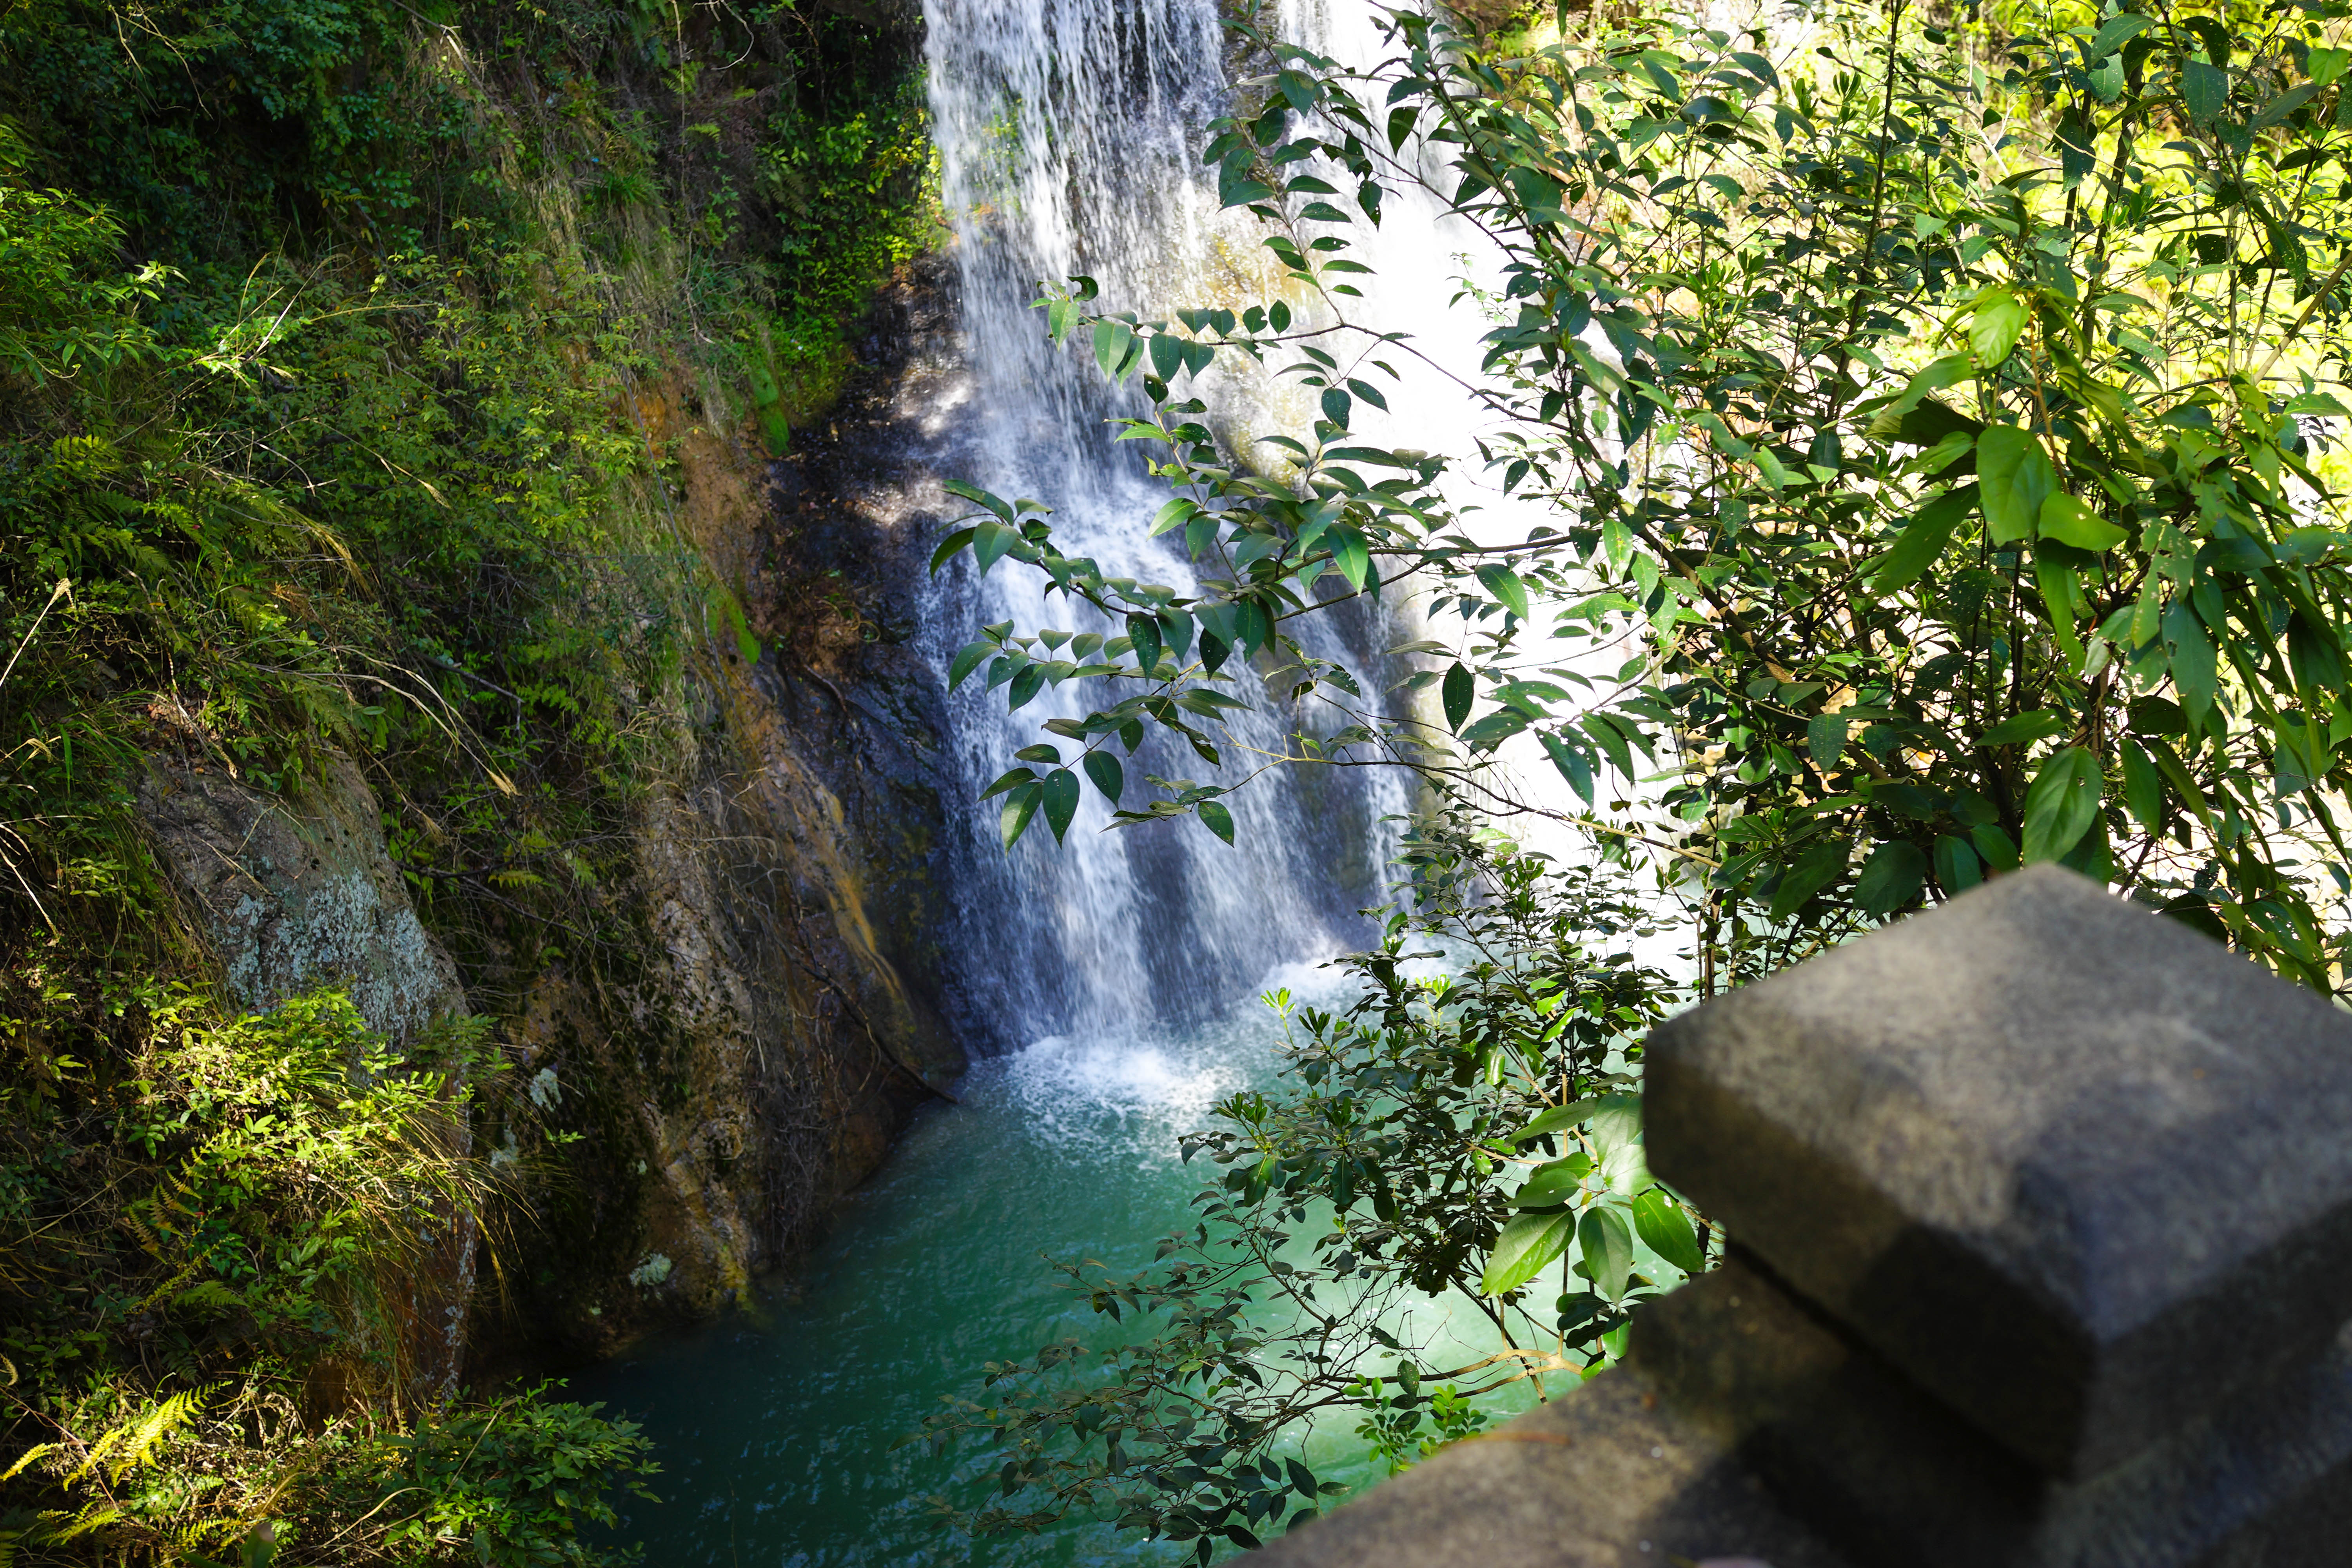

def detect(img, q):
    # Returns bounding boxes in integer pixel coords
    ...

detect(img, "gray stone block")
[1633,1253,2352,1567]
[1646,865,2352,1479]
[1242,1363,1856,1568]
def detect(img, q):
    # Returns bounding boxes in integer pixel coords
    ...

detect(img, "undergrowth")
[0,0,939,1560]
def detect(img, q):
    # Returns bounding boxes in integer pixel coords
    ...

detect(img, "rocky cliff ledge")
[134,261,979,1374]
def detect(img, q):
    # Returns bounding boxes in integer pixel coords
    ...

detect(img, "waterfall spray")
[921,0,1413,1049]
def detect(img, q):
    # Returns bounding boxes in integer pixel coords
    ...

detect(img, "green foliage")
[369,1390,660,1567]
[942,0,2352,973]
[936,0,2352,1550]
[0,0,936,1562]
[0,984,653,1566]
[923,825,1690,1556]
[1350,1378,1492,1477]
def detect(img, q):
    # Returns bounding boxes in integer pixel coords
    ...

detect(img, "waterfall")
[919,0,1414,1050]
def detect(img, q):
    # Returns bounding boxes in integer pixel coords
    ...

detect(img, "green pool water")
[572,965,1545,1565]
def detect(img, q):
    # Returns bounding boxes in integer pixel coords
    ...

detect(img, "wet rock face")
[135,261,988,1374]
[134,751,468,1039]
[475,260,977,1363]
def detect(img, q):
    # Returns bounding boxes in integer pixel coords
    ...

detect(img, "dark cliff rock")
[464,259,976,1365]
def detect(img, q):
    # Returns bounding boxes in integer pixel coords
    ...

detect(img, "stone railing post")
[1251,865,2352,1566]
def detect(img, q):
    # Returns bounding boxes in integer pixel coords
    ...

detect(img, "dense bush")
[0,0,938,1560]
[930,0,2352,1553]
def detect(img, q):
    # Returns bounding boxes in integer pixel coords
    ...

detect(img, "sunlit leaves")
[1630,1190,1703,1275]
[1870,484,1978,592]
[1480,1209,1576,1296]
[1970,286,2027,367]
[2038,494,2126,552]
[947,0,2352,1069]
[1576,1207,1633,1302]
[2021,746,2102,864]
[1977,427,2059,546]
[1473,563,1530,621]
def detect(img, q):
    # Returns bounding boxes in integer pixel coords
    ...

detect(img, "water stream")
[921,0,1412,1047]
[577,2,1568,1559]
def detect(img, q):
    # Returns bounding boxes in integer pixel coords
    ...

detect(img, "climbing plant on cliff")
[933,0,2352,1550]
[1,0,941,1559]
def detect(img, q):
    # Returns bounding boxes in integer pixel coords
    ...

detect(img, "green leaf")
[1934,834,1983,893]
[1601,1141,1651,1197]
[1870,484,1979,591]
[1581,713,1637,779]
[1540,731,1594,804]
[1007,663,1046,710]
[1808,712,1848,770]
[1330,526,1371,590]
[1853,840,1927,918]
[1442,662,1474,731]
[1083,750,1125,803]
[1630,1189,1704,1274]
[2311,47,2349,88]
[1589,1093,1642,1156]
[1150,498,1199,537]
[2020,746,2102,864]
[2087,12,2152,60]
[2288,612,2347,699]
[1481,1210,1577,1296]
[1043,768,1080,843]
[1474,562,1532,621]
[1512,1099,1597,1143]
[1977,427,2058,545]
[1577,1206,1635,1302]
[2250,83,2318,132]
[943,477,1014,521]
[999,784,1042,849]
[1127,614,1163,680]
[1769,836,1850,921]
[2163,604,2216,726]
[2120,738,2164,832]
[980,766,1037,800]
[2183,58,2228,124]
[1459,708,1531,753]
[1197,801,1236,844]
[1972,821,2021,872]
[1978,708,2069,747]
[1971,287,2028,367]
[974,519,1020,573]
[1512,1153,1593,1209]
[2038,494,2127,551]
[1864,354,1978,443]
[1093,319,1136,381]
[2034,554,2087,670]
[929,526,978,575]
[948,639,995,691]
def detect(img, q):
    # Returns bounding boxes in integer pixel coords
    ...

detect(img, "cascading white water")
[922,0,1416,1047]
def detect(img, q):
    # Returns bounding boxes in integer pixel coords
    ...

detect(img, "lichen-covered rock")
[134,753,468,1039]
[132,750,477,1396]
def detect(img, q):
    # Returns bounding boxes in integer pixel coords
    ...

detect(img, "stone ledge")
[1636,1253,2352,1568]
[1245,1367,1853,1568]
[1646,866,2352,1479]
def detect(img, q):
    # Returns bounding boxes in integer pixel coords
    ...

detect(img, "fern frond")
[0,1442,58,1481]
[109,1387,207,1484]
